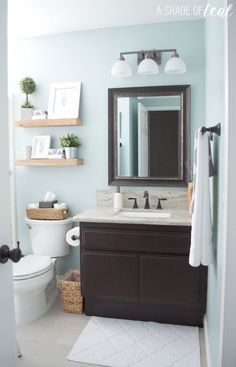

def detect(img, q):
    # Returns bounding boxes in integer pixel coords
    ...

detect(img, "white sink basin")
[115,210,171,219]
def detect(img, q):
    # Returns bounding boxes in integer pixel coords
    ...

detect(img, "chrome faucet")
[143,191,150,209]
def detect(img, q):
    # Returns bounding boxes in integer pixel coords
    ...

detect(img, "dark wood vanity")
[80,221,207,326]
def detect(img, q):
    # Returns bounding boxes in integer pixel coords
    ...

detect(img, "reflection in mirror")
[117,95,181,178]
[108,85,191,186]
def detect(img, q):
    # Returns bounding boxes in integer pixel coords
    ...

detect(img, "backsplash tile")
[96,189,188,210]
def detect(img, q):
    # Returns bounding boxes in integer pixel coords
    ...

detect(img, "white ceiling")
[8,0,206,38]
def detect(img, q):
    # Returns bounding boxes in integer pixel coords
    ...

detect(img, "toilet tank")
[25,217,73,257]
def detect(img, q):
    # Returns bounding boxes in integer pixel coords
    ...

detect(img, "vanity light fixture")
[111,49,187,77]
[137,54,159,75]
[164,51,186,74]
[111,56,133,77]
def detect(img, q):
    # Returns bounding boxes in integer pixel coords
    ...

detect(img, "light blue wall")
[204,2,226,366]
[8,20,205,272]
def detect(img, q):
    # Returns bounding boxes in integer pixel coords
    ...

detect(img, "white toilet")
[13,217,73,325]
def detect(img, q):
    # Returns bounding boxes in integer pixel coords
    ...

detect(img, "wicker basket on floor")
[59,269,83,314]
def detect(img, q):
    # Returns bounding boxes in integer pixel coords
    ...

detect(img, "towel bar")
[201,123,221,136]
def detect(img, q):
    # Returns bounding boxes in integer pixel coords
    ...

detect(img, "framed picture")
[31,135,51,159]
[48,148,65,159]
[48,82,81,119]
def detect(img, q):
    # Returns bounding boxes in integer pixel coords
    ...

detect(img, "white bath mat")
[67,316,201,367]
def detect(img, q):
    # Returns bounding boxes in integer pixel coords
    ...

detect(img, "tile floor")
[17,298,207,367]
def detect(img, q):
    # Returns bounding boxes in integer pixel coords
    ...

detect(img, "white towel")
[189,129,214,267]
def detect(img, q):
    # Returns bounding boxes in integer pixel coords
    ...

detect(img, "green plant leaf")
[19,77,36,108]
[59,133,81,147]
[20,77,36,95]
[21,102,34,108]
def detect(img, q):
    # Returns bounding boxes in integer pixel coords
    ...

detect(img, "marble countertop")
[73,208,192,226]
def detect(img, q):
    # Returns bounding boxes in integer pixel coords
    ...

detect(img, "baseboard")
[204,315,212,367]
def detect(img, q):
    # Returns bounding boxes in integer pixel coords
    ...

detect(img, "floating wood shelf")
[15,118,82,128]
[16,159,84,167]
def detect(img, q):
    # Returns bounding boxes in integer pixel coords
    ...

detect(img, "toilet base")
[14,274,58,325]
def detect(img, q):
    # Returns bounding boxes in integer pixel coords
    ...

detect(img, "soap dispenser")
[114,186,123,210]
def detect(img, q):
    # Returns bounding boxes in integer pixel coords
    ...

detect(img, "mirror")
[108,85,191,186]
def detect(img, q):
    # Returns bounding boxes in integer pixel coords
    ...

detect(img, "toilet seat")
[13,254,52,281]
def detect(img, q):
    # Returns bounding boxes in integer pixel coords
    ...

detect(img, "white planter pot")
[21,108,33,120]
[64,147,77,159]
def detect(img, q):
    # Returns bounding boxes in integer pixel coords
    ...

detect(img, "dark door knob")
[0,241,24,264]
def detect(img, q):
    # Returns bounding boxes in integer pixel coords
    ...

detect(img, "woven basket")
[26,207,69,220]
[59,269,83,314]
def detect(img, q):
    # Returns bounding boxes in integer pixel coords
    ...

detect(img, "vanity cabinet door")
[140,254,200,305]
[82,251,139,299]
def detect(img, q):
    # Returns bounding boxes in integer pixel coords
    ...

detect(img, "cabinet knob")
[0,241,24,264]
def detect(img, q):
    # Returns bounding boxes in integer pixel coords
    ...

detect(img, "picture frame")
[48,82,81,119]
[48,148,65,160]
[31,135,51,159]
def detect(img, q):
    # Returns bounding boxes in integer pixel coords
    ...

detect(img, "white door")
[138,102,148,176]
[0,0,17,366]
[219,5,236,365]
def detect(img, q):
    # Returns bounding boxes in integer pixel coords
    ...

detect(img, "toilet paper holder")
[66,227,80,247]
[71,235,80,241]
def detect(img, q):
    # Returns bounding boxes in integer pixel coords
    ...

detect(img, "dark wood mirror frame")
[108,85,191,187]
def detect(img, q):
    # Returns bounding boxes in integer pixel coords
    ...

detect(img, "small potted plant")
[59,133,81,159]
[20,77,36,120]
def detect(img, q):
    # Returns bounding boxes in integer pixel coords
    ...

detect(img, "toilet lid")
[13,255,52,279]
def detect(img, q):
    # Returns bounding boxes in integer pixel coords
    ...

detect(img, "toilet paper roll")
[28,203,39,209]
[66,227,80,247]
[54,203,67,209]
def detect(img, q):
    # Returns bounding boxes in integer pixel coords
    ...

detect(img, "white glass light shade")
[111,58,132,77]
[137,55,159,75]
[164,54,186,74]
